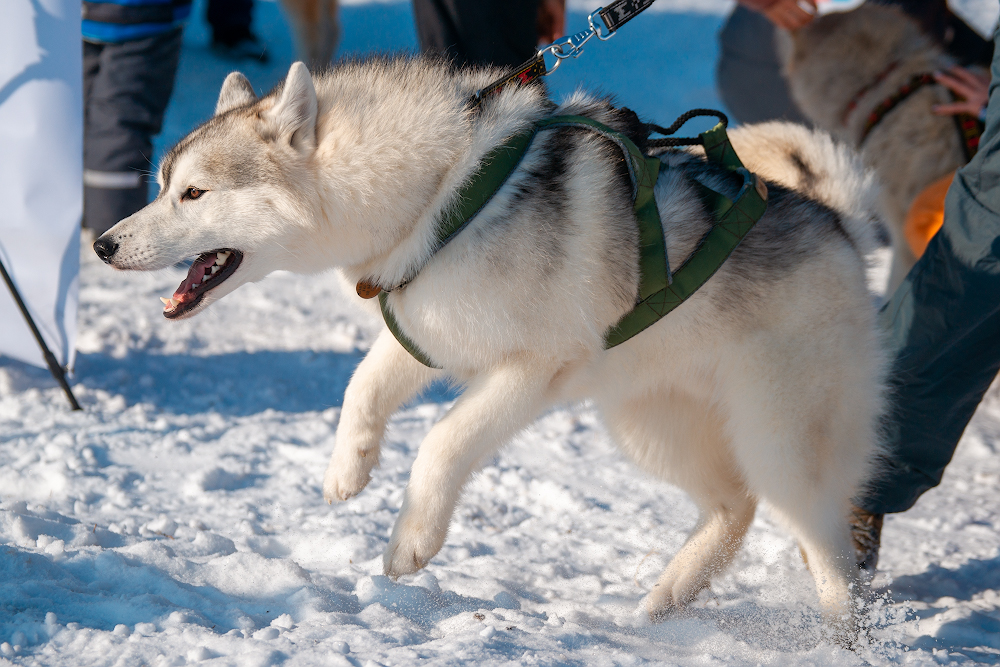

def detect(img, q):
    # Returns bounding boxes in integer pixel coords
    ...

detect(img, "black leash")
[470,0,660,108]
[0,254,81,410]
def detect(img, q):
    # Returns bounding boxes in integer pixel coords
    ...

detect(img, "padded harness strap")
[380,114,768,367]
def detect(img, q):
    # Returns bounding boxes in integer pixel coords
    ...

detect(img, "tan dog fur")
[778,3,966,293]
[281,0,340,68]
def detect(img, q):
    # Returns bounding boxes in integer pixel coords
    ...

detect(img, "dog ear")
[264,62,318,154]
[215,72,257,115]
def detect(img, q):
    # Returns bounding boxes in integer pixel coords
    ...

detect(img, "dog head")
[775,4,942,131]
[93,62,321,320]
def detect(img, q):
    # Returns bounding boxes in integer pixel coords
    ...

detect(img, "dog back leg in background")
[882,199,919,295]
[281,0,340,69]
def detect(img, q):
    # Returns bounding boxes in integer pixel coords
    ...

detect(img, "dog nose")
[93,237,119,263]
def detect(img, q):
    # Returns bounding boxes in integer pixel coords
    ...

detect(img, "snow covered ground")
[3,1,1000,664]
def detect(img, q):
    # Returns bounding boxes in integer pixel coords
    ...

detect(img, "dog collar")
[376,113,768,368]
[854,72,983,161]
[842,61,901,127]
[860,72,937,143]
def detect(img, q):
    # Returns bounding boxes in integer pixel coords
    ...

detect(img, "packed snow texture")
[3,0,1000,665]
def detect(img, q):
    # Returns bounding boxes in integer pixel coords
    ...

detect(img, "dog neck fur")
[267,59,551,288]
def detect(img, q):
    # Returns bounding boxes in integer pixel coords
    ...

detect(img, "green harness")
[377,114,769,368]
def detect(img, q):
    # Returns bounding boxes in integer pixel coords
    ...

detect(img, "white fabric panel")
[0,0,82,370]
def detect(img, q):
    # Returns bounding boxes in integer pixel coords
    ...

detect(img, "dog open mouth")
[161,249,243,319]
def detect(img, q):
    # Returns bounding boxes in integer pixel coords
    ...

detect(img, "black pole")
[0,254,81,410]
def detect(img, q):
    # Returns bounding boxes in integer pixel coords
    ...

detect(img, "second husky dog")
[778,3,971,293]
[94,58,885,638]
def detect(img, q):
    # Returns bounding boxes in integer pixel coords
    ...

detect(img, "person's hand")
[932,66,990,117]
[537,0,566,46]
[762,0,817,30]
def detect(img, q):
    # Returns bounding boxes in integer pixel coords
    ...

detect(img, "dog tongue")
[173,253,218,300]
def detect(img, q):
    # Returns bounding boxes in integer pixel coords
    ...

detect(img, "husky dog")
[778,3,968,293]
[93,58,886,638]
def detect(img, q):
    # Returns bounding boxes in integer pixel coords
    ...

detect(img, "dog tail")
[728,121,881,256]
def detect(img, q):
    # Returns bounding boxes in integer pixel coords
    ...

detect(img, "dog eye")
[183,187,205,201]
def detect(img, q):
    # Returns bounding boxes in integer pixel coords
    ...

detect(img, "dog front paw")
[382,515,446,579]
[322,453,374,503]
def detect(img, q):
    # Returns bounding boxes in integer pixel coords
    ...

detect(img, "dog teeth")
[160,297,178,308]
[160,297,171,306]
[201,275,210,283]
[216,251,230,265]
[211,265,221,274]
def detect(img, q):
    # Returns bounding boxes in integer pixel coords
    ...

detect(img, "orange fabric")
[904,172,955,258]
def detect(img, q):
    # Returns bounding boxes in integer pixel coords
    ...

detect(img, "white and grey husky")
[94,58,886,637]
[778,3,973,293]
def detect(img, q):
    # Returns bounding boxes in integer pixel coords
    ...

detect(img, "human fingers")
[536,0,566,45]
[932,101,981,116]
[945,65,990,88]
[935,68,989,116]
[765,1,816,30]
[934,71,978,100]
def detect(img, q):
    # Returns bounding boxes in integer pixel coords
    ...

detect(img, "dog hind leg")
[600,386,757,617]
[723,364,871,645]
[771,497,861,645]
[647,493,756,619]
[323,329,440,502]
[383,362,557,578]
[881,201,917,295]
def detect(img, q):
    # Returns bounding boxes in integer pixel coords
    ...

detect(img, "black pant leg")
[83,29,183,235]
[83,41,102,114]
[206,0,254,45]
[413,0,540,69]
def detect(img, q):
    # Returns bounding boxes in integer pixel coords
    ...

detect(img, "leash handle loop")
[647,109,729,149]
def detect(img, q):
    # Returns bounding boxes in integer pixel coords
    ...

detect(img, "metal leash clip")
[538,8,617,74]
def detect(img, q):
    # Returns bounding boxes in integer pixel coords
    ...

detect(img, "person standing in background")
[716,0,815,125]
[82,0,190,236]
[413,0,565,69]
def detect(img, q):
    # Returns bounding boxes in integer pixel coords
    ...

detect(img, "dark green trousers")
[860,27,1000,514]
